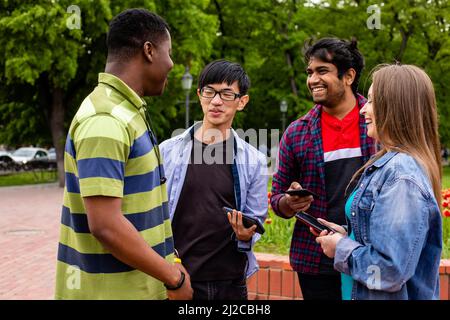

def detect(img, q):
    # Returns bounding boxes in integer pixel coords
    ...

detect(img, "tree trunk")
[285,51,298,97]
[213,0,226,57]
[396,27,410,62]
[50,87,65,187]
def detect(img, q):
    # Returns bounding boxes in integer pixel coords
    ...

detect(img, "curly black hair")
[304,37,365,95]
[107,8,170,60]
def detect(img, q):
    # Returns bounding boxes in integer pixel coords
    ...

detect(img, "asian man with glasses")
[160,59,268,300]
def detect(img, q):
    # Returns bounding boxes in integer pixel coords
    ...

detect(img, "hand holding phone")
[285,189,317,198]
[294,212,338,234]
[222,207,265,235]
[282,183,315,215]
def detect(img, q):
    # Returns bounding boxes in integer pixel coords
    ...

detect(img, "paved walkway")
[0,183,62,300]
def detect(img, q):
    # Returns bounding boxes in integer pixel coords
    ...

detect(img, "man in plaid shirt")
[271,38,375,300]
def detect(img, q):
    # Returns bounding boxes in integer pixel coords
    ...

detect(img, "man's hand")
[280,182,314,217]
[227,209,257,242]
[167,263,193,300]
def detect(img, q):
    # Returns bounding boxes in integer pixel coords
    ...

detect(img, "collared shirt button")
[351,212,356,217]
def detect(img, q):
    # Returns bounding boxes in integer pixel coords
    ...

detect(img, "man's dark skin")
[84,29,193,300]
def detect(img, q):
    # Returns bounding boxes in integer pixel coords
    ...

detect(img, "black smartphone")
[285,189,317,198]
[294,211,337,234]
[222,207,265,235]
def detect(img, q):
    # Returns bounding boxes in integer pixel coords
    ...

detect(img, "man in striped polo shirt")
[271,38,375,300]
[55,9,192,300]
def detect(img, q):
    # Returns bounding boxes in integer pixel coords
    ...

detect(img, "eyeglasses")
[200,87,242,101]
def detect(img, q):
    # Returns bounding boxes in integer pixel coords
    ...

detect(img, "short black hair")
[107,9,170,59]
[198,60,250,95]
[304,38,365,95]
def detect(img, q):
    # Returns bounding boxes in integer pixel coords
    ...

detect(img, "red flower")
[444,209,450,218]
[443,201,449,208]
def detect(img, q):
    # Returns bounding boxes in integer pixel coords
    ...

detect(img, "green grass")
[254,208,295,255]
[442,166,450,259]
[443,166,450,189]
[443,220,450,259]
[254,176,295,255]
[0,170,57,187]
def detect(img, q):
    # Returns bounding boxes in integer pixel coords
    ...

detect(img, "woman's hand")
[313,218,347,258]
[308,218,347,237]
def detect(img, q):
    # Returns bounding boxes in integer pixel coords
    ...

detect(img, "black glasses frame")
[200,87,242,101]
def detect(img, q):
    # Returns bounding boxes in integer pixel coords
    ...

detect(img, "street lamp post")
[181,66,193,128]
[280,99,288,133]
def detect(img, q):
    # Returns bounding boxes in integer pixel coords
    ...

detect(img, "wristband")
[164,270,185,290]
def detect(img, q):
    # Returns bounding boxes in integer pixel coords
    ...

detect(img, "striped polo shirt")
[55,73,173,300]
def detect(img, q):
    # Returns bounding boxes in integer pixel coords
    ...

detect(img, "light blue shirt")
[334,151,442,300]
[160,123,269,278]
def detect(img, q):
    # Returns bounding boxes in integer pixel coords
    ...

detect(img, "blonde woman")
[315,64,443,300]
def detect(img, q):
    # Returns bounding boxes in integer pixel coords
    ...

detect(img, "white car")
[10,147,49,168]
[47,148,56,161]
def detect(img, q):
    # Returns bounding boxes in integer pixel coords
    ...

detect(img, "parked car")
[47,148,56,160]
[0,152,17,171]
[47,147,57,168]
[10,147,50,170]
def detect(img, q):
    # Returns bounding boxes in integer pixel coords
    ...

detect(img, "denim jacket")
[160,123,268,278]
[334,151,442,300]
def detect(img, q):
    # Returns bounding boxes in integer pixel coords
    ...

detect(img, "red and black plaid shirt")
[271,94,375,274]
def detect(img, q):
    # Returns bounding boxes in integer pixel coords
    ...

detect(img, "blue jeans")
[191,277,248,300]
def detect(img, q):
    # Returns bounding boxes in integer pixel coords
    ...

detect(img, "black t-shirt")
[171,136,247,282]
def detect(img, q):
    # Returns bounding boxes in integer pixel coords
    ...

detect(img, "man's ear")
[237,95,249,111]
[345,68,356,86]
[143,41,154,63]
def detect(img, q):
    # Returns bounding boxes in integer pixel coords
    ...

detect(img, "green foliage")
[1,0,449,146]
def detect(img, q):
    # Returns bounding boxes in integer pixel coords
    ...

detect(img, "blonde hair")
[350,64,442,207]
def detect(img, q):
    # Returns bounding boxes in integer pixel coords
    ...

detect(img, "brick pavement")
[0,183,63,300]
